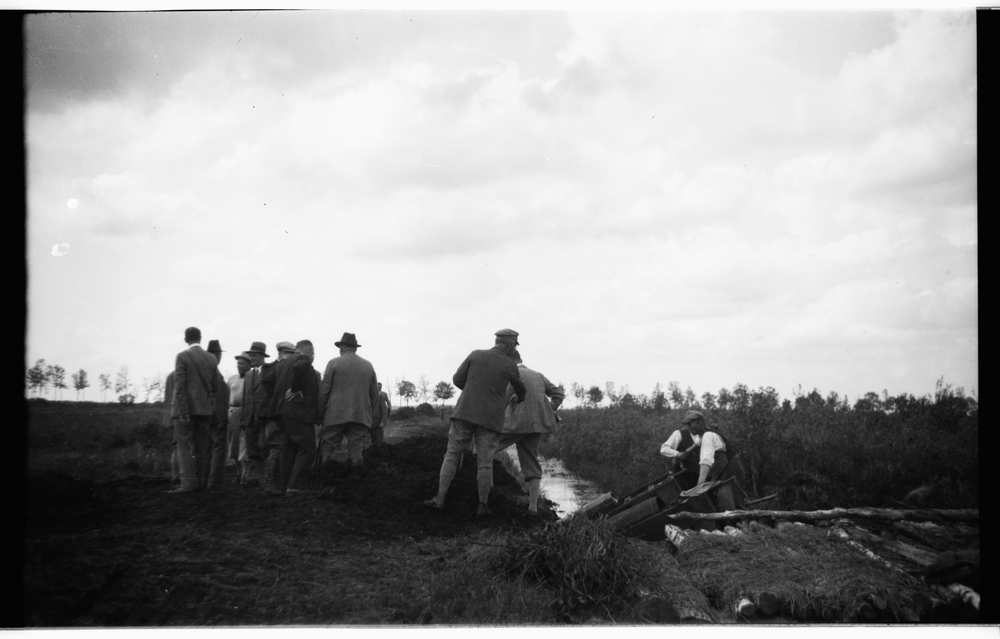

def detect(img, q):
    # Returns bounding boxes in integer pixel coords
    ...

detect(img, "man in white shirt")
[682,410,747,509]
[659,412,703,490]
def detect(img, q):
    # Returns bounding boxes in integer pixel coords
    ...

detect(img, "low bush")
[392,406,416,420]
[415,402,436,417]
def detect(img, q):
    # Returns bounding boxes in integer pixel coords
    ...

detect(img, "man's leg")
[244,416,265,485]
[430,419,474,506]
[514,434,544,513]
[227,409,242,463]
[344,423,368,470]
[263,419,284,495]
[173,419,199,491]
[208,418,228,487]
[318,423,347,463]
[192,415,213,489]
[285,417,318,490]
[472,427,502,507]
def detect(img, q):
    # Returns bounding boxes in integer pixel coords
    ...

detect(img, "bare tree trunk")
[661,507,978,525]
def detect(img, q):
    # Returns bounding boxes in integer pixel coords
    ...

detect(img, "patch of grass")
[490,516,664,620]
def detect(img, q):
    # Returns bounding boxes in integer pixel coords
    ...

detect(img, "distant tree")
[396,379,417,406]
[587,385,604,407]
[418,375,431,403]
[142,377,163,403]
[26,359,48,397]
[114,365,133,402]
[701,392,717,411]
[99,374,112,402]
[853,391,883,413]
[684,386,698,408]
[717,387,733,410]
[571,383,585,408]
[71,369,90,400]
[152,372,165,402]
[433,381,455,405]
[52,366,68,400]
[668,381,685,409]
[651,382,666,412]
[605,381,619,406]
[619,392,638,408]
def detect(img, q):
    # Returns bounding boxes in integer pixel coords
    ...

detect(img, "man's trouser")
[264,419,283,491]
[208,417,229,487]
[278,416,318,492]
[496,432,543,482]
[173,415,212,490]
[438,418,501,504]
[244,413,265,462]
[319,422,368,465]
[227,407,243,461]
[370,418,385,446]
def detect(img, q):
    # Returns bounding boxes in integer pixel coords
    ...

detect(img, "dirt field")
[23,420,559,626]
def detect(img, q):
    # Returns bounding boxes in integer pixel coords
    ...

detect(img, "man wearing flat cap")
[318,332,379,476]
[169,327,220,493]
[424,329,527,517]
[261,340,321,495]
[240,341,273,486]
[206,340,231,488]
[678,410,747,510]
[228,352,252,482]
[659,410,704,491]
[260,341,299,494]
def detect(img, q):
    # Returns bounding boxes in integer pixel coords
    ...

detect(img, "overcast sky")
[25,9,977,405]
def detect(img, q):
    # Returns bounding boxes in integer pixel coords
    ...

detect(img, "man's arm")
[542,375,564,410]
[318,361,334,417]
[174,353,190,421]
[508,366,527,403]
[452,355,471,390]
[659,431,683,457]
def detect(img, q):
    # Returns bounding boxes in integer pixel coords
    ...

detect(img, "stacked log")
[659,507,978,525]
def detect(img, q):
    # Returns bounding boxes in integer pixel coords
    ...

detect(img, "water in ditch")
[499,449,606,519]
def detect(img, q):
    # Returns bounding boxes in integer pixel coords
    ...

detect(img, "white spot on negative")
[51,243,69,256]
[67,199,80,209]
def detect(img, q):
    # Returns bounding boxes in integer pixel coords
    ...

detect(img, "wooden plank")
[846,525,939,567]
[659,507,978,525]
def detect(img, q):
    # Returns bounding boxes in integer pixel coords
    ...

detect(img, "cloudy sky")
[25,9,977,406]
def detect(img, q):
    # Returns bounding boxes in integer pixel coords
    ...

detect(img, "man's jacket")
[171,345,219,418]
[264,352,321,424]
[319,352,378,427]
[502,364,563,434]
[241,361,276,426]
[451,345,526,432]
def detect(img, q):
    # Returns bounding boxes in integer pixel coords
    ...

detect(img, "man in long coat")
[370,382,390,446]
[318,332,378,475]
[497,350,563,514]
[170,326,220,492]
[263,340,321,495]
[423,329,526,517]
[206,340,230,488]
[240,341,272,486]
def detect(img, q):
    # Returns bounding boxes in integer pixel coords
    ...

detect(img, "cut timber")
[660,507,978,525]
[734,597,756,617]
[574,492,618,519]
[664,524,687,548]
[947,583,980,611]
[755,592,781,617]
[845,526,939,567]
[646,545,716,624]
[830,528,899,572]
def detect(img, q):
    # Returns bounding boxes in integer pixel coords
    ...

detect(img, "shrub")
[415,402,436,417]
[392,406,416,420]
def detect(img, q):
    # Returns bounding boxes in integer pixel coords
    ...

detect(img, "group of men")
[162,327,391,496]
[161,325,566,517]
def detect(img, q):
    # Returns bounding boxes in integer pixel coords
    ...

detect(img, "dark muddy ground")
[23,432,558,626]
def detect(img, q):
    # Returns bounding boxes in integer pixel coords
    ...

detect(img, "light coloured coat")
[171,344,220,417]
[319,352,378,427]
[502,364,563,434]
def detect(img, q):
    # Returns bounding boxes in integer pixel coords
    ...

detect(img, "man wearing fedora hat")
[318,332,379,476]
[240,341,273,486]
[169,327,220,493]
[423,329,526,517]
[205,340,231,488]
[228,352,252,482]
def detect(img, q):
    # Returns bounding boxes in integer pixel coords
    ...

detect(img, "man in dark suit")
[318,332,379,476]
[423,329,526,517]
[170,326,220,493]
[260,341,296,493]
[206,340,231,488]
[240,341,272,486]
[262,339,321,496]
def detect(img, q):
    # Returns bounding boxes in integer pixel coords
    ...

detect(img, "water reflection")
[500,449,605,519]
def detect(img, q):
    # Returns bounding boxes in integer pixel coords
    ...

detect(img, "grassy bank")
[541,384,978,511]
[24,399,666,626]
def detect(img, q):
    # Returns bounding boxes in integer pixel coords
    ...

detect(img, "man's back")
[452,346,525,432]
[320,352,378,426]
[504,364,562,434]
[267,353,321,423]
[172,346,218,417]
